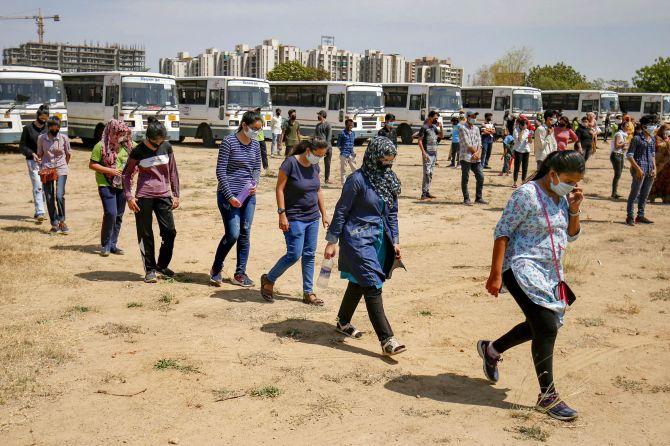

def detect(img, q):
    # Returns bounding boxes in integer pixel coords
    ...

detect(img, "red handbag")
[38,167,58,183]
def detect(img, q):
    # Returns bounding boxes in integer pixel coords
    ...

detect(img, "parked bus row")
[2,65,669,148]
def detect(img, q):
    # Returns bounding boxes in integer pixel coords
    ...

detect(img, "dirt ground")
[0,137,668,446]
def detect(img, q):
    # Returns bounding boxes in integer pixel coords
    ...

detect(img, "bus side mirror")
[339,110,344,122]
[219,106,225,121]
[420,110,426,121]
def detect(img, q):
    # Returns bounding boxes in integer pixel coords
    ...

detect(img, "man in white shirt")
[270,108,283,156]
[534,110,558,171]
[458,111,487,205]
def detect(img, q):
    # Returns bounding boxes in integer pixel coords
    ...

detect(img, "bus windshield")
[512,91,542,113]
[663,97,670,115]
[346,89,383,112]
[429,87,461,111]
[122,82,177,109]
[0,78,65,107]
[600,95,619,113]
[227,85,271,110]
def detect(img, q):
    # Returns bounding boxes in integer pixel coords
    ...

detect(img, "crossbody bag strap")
[532,182,563,281]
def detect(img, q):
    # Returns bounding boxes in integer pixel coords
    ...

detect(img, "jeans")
[626,172,654,218]
[481,140,493,167]
[271,133,282,155]
[98,186,126,251]
[513,151,530,183]
[492,269,560,394]
[134,197,176,272]
[212,193,256,276]
[610,152,625,196]
[449,142,460,165]
[583,145,593,162]
[259,140,268,170]
[422,152,437,194]
[324,147,333,182]
[460,161,484,201]
[43,175,67,226]
[26,159,45,216]
[337,281,394,342]
[339,154,357,184]
[267,218,319,293]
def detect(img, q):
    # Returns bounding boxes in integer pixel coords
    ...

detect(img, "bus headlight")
[0,121,12,129]
[168,114,177,122]
[171,121,179,128]
[124,120,135,128]
[229,120,239,127]
[60,120,68,128]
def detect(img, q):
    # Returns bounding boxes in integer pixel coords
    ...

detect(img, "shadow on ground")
[210,288,301,303]
[0,214,34,223]
[76,270,144,282]
[1,225,45,233]
[51,244,100,254]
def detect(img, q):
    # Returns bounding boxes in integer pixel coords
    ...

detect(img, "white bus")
[382,83,461,143]
[461,86,543,134]
[63,71,179,147]
[177,76,272,146]
[269,81,384,142]
[542,90,619,126]
[0,66,68,145]
[619,92,670,123]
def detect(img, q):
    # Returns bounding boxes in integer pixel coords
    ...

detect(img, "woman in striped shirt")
[210,111,263,287]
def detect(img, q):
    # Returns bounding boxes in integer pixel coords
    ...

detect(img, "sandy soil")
[0,138,668,446]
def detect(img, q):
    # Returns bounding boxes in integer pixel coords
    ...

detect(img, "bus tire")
[399,124,413,144]
[178,136,185,143]
[199,124,216,147]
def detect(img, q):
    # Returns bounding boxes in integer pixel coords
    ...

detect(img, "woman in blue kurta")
[324,137,406,356]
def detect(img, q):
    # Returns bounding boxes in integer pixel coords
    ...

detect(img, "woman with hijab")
[323,137,406,357]
[89,119,134,256]
[648,123,670,203]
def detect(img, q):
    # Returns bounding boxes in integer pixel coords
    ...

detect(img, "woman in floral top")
[478,150,585,422]
[37,116,71,234]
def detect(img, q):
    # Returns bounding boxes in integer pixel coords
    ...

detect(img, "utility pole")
[0,9,61,43]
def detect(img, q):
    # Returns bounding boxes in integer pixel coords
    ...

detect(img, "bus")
[269,81,384,143]
[0,66,68,145]
[542,90,619,127]
[461,86,542,134]
[63,71,179,147]
[177,76,272,146]
[382,83,461,143]
[619,92,670,123]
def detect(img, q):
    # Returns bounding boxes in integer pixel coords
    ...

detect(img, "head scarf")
[101,119,132,168]
[360,136,401,205]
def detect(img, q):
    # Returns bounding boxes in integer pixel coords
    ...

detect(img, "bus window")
[664,97,670,115]
[104,85,119,106]
[643,101,660,114]
[600,96,619,113]
[209,89,220,108]
[409,94,423,110]
[227,84,271,110]
[494,96,509,111]
[177,80,206,105]
[384,86,407,108]
[462,89,493,108]
[581,99,598,113]
[1,78,66,106]
[328,93,343,111]
[619,96,641,113]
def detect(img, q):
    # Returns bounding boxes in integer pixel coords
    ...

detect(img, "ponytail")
[530,150,585,181]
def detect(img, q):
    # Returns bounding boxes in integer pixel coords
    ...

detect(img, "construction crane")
[0,9,60,43]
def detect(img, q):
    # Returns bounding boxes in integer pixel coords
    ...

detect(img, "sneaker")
[448,163,455,168]
[463,199,473,206]
[156,267,175,278]
[475,198,489,205]
[483,165,491,169]
[625,216,636,226]
[110,247,125,255]
[58,222,70,235]
[419,194,429,201]
[49,225,59,234]
[536,392,578,421]
[144,270,158,283]
[35,214,46,224]
[100,249,110,257]
[231,273,254,287]
[635,216,653,224]
[426,193,437,199]
[209,271,223,287]
[476,340,501,383]
[611,194,621,199]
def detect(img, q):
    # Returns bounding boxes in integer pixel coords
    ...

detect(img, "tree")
[633,57,670,92]
[472,47,533,86]
[525,62,591,90]
[266,60,330,81]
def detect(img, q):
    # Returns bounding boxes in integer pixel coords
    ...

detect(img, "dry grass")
[606,303,640,316]
[153,358,200,374]
[510,425,550,442]
[650,288,670,302]
[576,316,605,327]
[563,247,589,275]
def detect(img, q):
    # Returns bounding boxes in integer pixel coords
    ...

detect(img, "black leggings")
[337,281,393,342]
[259,140,268,170]
[492,269,559,394]
[513,151,529,183]
[610,152,624,196]
[324,147,333,182]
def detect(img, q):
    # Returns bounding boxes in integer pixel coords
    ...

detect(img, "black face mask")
[49,129,59,136]
[37,118,47,126]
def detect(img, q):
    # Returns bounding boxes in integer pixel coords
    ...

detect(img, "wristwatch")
[277,208,286,215]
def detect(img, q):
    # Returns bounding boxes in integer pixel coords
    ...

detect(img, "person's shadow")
[75,270,144,282]
[260,318,397,363]
[51,244,100,254]
[211,288,302,304]
[384,373,531,410]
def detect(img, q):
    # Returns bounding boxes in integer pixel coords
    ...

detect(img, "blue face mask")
[306,151,321,165]
[387,122,396,128]
[549,172,575,197]
[646,125,657,134]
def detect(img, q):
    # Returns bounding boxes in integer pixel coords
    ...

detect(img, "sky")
[1,0,669,83]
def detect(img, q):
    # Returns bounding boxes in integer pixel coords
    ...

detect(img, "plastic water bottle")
[236,180,256,204]
[316,258,334,289]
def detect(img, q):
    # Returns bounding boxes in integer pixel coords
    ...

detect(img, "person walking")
[123,117,180,283]
[337,119,357,184]
[271,108,283,156]
[554,116,579,151]
[610,122,628,199]
[448,117,461,168]
[534,110,558,171]
[19,105,49,223]
[281,109,301,157]
[314,110,333,184]
[37,116,71,234]
[648,123,670,203]
[575,116,595,161]
[480,113,496,169]
[89,119,134,256]
[254,108,269,173]
[625,116,657,226]
[210,111,262,287]
[418,111,443,200]
[603,112,611,142]
[324,137,406,357]
[378,113,397,148]
[459,111,487,205]
[479,150,585,422]
[261,139,330,305]
[512,119,531,188]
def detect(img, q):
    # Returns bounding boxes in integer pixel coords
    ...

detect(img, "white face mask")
[245,128,259,139]
[306,151,321,165]
[468,118,476,124]
[665,130,670,138]
[549,172,575,197]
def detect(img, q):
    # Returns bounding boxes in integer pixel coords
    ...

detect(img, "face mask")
[615,119,622,124]
[548,118,555,125]
[387,122,396,128]
[49,129,59,136]
[245,128,259,139]
[468,118,476,125]
[380,161,394,170]
[37,118,47,125]
[665,130,670,138]
[290,115,296,121]
[306,151,321,165]
[646,125,657,134]
[549,172,575,197]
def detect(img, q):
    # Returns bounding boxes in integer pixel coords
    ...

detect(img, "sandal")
[336,322,363,339]
[381,337,406,356]
[260,274,274,303]
[303,292,324,306]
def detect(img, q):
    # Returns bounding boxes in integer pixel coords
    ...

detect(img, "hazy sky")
[2,0,669,83]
